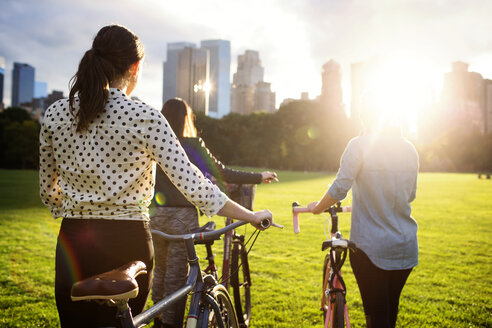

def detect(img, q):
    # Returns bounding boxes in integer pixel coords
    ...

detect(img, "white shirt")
[39,88,228,221]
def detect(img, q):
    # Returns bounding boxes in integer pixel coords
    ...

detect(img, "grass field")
[0,169,491,327]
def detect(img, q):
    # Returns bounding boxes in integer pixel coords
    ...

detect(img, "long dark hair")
[162,98,197,139]
[69,25,145,131]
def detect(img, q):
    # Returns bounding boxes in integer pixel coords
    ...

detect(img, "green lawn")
[0,169,491,327]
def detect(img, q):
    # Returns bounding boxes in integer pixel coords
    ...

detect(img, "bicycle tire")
[207,284,239,328]
[332,293,345,328]
[322,253,331,322]
[230,240,252,327]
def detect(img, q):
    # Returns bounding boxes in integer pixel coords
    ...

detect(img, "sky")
[1,0,492,111]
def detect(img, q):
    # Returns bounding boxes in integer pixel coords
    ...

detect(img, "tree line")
[195,101,492,173]
[1,103,491,173]
[0,107,40,169]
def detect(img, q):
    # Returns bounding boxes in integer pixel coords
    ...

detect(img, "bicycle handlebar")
[292,201,351,234]
[152,218,275,242]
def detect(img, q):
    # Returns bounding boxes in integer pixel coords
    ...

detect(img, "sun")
[358,57,437,137]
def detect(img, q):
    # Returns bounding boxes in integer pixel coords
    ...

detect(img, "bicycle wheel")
[322,253,331,322]
[332,293,345,328]
[322,253,346,328]
[230,239,252,327]
[208,284,239,328]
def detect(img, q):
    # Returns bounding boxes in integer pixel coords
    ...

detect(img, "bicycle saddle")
[71,261,147,301]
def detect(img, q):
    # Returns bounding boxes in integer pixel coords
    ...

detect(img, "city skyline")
[163,40,232,118]
[1,0,491,111]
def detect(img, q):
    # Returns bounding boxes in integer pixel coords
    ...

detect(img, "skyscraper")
[441,61,486,133]
[320,60,343,115]
[0,57,5,108]
[12,62,35,107]
[232,50,264,86]
[486,79,492,134]
[177,47,209,114]
[254,81,276,113]
[34,81,48,98]
[231,50,275,115]
[200,40,231,118]
[163,42,196,105]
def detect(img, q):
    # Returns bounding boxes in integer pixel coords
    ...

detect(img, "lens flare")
[295,126,313,145]
[307,126,319,139]
[155,192,166,206]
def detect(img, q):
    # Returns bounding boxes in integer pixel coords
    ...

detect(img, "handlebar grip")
[292,206,310,234]
[293,212,300,234]
[260,218,283,229]
[260,218,271,229]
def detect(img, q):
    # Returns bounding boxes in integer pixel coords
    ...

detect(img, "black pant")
[350,249,412,328]
[55,219,154,328]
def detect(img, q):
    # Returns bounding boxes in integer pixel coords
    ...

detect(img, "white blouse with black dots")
[39,88,228,221]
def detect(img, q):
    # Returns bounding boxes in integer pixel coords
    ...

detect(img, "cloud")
[1,0,491,108]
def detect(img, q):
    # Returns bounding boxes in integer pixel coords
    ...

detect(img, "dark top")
[155,137,262,207]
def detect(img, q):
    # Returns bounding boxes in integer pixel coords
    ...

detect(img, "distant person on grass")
[39,24,274,328]
[151,97,278,328]
[306,88,419,328]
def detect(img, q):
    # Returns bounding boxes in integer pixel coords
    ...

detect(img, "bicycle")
[70,219,271,328]
[292,201,355,328]
[223,184,256,327]
[207,183,279,328]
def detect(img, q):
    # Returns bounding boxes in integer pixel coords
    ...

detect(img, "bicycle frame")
[152,222,249,328]
[221,184,255,289]
[221,216,235,290]
[292,202,353,328]
[134,237,201,328]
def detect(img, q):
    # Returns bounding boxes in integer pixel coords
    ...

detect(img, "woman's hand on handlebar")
[217,200,281,230]
[251,209,273,230]
[307,201,322,214]
[261,171,278,183]
[308,191,339,214]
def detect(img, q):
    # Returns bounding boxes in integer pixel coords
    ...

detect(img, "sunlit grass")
[0,170,491,327]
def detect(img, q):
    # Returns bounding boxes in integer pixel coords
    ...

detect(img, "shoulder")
[43,98,70,124]
[400,137,419,160]
[181,138,208,154]
[401,137,417,151]
[123,97,160,118]
[45,98,69,114]
[121,98,166,127]
[346,136,365,150]
[182,137,205,147]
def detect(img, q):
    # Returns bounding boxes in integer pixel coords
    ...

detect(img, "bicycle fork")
[322,249,351,328]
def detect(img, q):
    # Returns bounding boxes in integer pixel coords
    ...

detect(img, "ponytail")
[69,25,144,131]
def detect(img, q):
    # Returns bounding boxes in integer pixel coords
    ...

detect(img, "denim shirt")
[328,134,419,270]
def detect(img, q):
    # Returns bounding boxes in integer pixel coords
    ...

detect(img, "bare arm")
[307,190,339,214]
[308,139,361,214]
[217,199,273,230]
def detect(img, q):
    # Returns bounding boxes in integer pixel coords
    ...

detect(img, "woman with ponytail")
[39,24,274,327]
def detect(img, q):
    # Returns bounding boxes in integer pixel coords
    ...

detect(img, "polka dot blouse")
[39,88,228,221]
